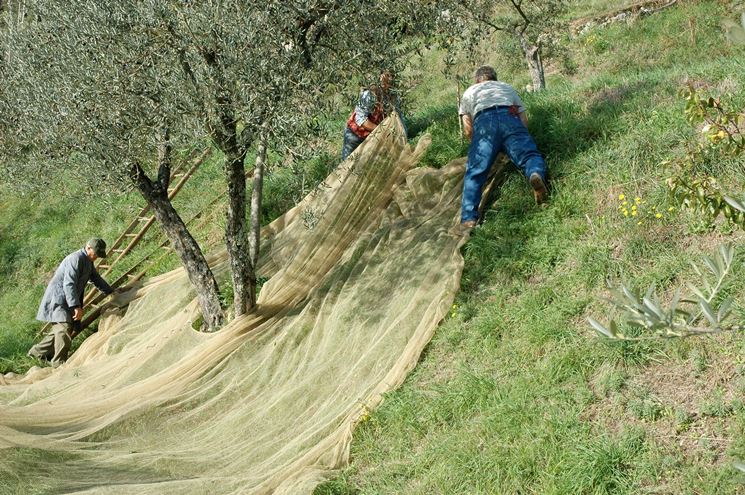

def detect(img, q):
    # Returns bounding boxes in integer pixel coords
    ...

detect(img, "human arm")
[461,114,473,141]
[71,271,114,329]
[90,269,113,296]
[62,257,83,320]
[360,119,377,131]
[459,87,474,141]
[71,307,83,321]
[513,90,528,127]
[354,90,378,131]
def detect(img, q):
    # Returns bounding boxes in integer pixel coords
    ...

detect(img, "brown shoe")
[529,173,548,205]
[450,219,477,236]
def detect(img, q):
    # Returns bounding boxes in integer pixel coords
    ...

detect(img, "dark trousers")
[341,127,365,161]
[28,321,76,365]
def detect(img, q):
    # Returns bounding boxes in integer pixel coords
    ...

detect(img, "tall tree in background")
[462,0,568,90]
[160,1,439,316]
[0,1,442,326]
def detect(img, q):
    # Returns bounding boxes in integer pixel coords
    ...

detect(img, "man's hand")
[108,288,128,308]
[72,307,84,321]
[362,119,377,132]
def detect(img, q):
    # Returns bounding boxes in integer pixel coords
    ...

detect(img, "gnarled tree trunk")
[224,149,253,316]
[516,30,545,91]
[130,134,224,331]
[202,47,255,318]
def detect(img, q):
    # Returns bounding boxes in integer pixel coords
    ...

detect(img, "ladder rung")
[127,274,139,279]
[97,264,110,270]
[113,248,126,253]
[125,233,138,238]
[138,216,153,222]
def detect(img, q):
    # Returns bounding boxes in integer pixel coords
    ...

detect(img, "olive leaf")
[589,245,742,340]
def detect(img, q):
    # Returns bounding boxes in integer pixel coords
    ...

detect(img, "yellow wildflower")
[619,194,625,200]
[655,213,662,218]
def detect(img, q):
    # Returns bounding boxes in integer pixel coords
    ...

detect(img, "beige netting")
[0,116,471,494]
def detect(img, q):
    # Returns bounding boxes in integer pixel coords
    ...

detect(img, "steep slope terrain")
[0,1,744,494]
[316,2,745,493]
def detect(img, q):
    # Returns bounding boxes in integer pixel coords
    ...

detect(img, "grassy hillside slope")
[0,147,335,373]
[316,2,745,494]
[0,0,744,493]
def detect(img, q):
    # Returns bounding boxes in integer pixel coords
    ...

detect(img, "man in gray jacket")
[28,238,114,365]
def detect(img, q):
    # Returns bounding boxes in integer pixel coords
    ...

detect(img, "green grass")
[314,2,745,494]
[2,0,745,493]
[0,150,220,373]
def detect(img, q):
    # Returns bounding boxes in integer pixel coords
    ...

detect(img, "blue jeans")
[461,107,547,223]
[342,127,365,161]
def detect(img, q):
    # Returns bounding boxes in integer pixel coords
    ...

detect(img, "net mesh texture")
[0,116,476,494]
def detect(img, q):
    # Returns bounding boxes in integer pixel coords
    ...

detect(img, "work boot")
[529,173,548,205]
[450,219,477,236]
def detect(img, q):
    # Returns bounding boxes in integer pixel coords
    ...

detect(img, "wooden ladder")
[35,149,212,338]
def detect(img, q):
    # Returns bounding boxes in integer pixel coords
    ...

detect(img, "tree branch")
[200,44,241,155]
[129,161,155,200]
[294,3,336,66]
[164,17,201,95]
[157,125,171,191]
[510,0,531,35]
[482,17,509,32]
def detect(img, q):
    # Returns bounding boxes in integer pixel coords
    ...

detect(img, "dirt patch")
[583,342,741,466]
[527,272,546,285]
[678,229,745,255]
[681,75,741,96]
[633,354,738,412]
[585,86,630,108]
[571,0,679,36]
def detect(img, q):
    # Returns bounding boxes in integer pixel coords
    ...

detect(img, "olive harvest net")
[0,116,473,494]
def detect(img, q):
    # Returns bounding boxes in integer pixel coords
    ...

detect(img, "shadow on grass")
[452,80,658,296]
[529,80,656,180]
[406,103,458,140]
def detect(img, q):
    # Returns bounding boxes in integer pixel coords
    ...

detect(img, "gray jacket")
[36,248,113,323]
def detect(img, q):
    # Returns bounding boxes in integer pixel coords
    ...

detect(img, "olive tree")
[0,1,229,329]
[457,0,568,90]
[0,0,442,327]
